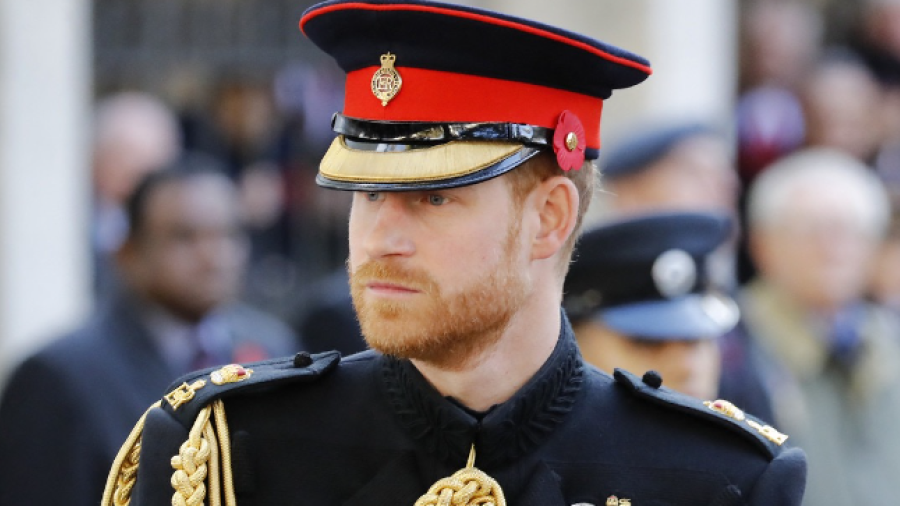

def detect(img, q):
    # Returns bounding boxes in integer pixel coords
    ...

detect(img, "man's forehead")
[144,178,236,221]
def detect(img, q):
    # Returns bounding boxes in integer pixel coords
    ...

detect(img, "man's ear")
[530,175,579,261]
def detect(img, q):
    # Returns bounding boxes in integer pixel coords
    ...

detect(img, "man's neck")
[411,297,561,412]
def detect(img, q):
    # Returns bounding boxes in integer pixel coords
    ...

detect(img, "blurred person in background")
[799,50,886,164]
[596,121,774,421]
[848,0,900,202]
[0,155,297,506]
[595,122,741,312]
[597,122,740,220]
[564,212,739,401]
[91,91,182,298]
[739,147,900,506]
[868,213,900,314]
[851,0,900,87]
[735,0,821,184]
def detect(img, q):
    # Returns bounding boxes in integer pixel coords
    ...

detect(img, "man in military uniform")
[104,2,806,505]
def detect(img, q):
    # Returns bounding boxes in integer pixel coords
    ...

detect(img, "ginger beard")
[350,218,530,370]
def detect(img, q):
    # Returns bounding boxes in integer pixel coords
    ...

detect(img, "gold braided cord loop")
[414,445,506,506]
[113,444,142,505]
[102,401,162,506]
[213,400,238,506]
[171,405,212,506]
[205,419,222,506]
[169,399,236,506]
[100,397,237,506]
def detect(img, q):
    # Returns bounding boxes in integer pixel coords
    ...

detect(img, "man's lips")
[366,281,422,295]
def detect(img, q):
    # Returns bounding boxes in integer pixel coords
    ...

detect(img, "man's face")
[347,176,531,369]
[126,175,249,321]
[575,322,721,400]
[752,184,879,312]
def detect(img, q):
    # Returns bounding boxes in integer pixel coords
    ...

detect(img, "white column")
[0,0,92,378]
[642,0,738,127]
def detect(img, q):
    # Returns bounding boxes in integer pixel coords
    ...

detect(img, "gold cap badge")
[371,52,402,106]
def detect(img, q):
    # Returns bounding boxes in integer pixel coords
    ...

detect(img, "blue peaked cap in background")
[601,122,719,180]
[564,211,739,340]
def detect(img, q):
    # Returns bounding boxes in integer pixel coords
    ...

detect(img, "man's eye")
[427,194,448,206]
[365,192,382,202]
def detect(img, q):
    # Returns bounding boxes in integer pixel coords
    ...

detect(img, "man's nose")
[363,196,416,259]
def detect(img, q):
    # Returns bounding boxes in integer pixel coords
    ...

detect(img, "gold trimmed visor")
[317,135,536,191]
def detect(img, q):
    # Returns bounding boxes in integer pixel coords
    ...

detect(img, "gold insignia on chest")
[164,379,206,410]
[211,363,254,385]
[703,399,745,421]
[606,496,631,506]
[414,445,506,506]
[371,52,402,106]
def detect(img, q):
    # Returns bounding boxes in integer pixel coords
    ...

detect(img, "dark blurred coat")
[292,269,366,356]
[123,316,806,506]
[0,289,297,506]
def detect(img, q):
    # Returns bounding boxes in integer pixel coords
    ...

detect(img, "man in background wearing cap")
[565,212,739,401]
[104,2,806,506]
[597,122,739,218]
[594,122,776,421]
[595,121,741,290]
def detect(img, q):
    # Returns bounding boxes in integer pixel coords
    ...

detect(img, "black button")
[642,370,663,389]
[293,351,313,368]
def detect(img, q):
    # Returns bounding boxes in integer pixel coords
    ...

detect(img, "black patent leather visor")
[332,113,555,148]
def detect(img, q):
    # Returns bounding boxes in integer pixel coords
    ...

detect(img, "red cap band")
[344,66,604,150]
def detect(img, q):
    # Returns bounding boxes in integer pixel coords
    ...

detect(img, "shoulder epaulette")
[102,351,340,506]
[613,368,788,459]
[161,350,341,427]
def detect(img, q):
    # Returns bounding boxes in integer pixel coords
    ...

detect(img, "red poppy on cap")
[553,111,587,171]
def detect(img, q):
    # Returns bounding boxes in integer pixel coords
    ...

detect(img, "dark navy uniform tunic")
[128,316,805,506]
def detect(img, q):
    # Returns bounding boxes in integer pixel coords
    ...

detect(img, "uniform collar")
[378,312,584,469]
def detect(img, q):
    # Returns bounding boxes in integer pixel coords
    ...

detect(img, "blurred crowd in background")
[84,0,900,328]
[4,0,900,505]
[91,0,351,323]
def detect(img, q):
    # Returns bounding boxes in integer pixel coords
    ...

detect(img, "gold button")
[565,132,578,151]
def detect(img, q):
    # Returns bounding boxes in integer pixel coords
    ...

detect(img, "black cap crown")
[564,212,738,339]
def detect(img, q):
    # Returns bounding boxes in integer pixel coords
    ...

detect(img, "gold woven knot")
[171,409,212,506]
[414,445,506,506]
